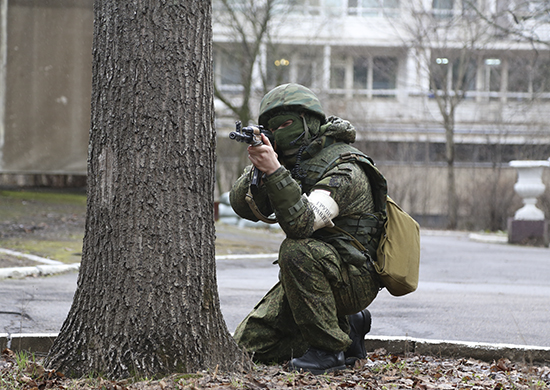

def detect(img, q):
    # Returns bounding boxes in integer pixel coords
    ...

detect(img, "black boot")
[344,309,372,365]
[289,348,346,375]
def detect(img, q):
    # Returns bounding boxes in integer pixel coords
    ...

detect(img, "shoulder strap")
[318,149,388,214]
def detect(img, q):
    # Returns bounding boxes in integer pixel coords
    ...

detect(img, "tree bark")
[444,114,458,230]
[46,0,249,378]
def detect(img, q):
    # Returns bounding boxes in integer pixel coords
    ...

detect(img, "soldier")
[230,83,387,374]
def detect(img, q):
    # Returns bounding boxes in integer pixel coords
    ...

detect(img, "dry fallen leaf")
[1,351,549,390]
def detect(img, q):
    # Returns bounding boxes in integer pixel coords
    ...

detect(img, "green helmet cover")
[258,83,325,128]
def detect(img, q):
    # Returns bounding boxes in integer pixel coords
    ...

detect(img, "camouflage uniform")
[230,84,386,363]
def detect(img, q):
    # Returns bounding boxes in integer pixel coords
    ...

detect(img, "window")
[508,56,550,95]
[430,54,476,92]
[353,57,369,89]
[325,0,344,16]
[508,57,531,93]
[288,0,323,15]
[286,0,344,16]
[214,47,242,86]
[332,53,399,92]
[532,59,550,93]
[347,0,400,17]
[353,56,399,90]
[348,0,359,14]
[431,57,450,91]
[330,62,346,89]
[266,47,321,89]
[373,56,397,89]
[296,60,315,87]
[484,58,501,93]
[456,58,477,91]
[432,0,453,18]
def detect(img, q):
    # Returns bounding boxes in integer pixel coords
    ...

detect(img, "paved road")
[1,230,549,348]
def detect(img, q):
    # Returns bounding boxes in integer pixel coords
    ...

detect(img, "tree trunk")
[444,114,458,230]
[46,0,249,378]
[446,159,458,229]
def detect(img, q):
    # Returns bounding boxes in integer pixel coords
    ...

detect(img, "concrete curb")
[0,248,65,265]
[2,333,549,363]
[0,333,58,356]
[0,247,80,279]
[468,232,508,244]
[0,263,80,279]
[364,335,550,364]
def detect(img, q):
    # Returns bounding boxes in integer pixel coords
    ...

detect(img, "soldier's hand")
[248,133,280,175]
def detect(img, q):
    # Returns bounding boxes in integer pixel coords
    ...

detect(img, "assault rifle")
[229,121,274,188]
[229,121,273,146]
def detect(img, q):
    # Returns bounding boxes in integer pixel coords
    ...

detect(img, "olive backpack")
[315,147,421,296]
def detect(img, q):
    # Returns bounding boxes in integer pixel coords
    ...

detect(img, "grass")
[0,189,86,205]
[0,350,38,389]
[0,189,86,265]
[0,189,86,222]
[0,237,84,264]
[0,189,85,220]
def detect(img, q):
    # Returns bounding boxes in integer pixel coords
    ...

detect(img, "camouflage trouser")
[233,237,380,363]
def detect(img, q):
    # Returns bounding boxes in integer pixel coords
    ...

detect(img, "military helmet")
[258,83,325,128]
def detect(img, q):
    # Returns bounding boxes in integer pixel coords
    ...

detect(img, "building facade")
[0,0,93,180]
[213,0,550,227]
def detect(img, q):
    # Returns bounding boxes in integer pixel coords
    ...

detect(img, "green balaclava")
[268,112,305,157]
[267,111,322,164]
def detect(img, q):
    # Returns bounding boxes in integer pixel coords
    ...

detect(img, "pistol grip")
[251,166,262,187]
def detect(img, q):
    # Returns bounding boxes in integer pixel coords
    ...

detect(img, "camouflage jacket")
[229,117,387,264]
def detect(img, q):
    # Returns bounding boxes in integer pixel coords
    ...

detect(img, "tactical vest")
[296,142,388,265]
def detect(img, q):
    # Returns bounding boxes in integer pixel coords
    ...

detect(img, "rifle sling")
[245,186,278,224]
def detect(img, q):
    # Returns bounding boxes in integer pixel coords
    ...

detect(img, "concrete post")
[508,160,550,247]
